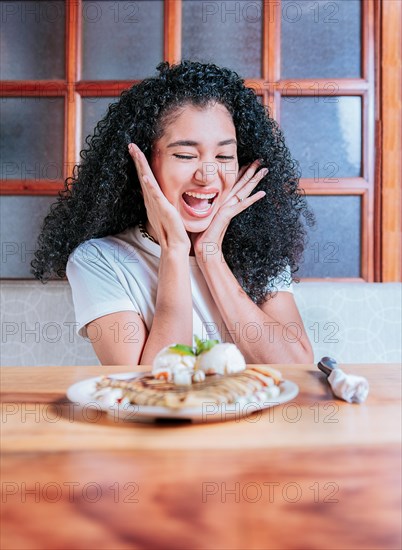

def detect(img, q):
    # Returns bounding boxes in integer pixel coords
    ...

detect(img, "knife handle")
[317,356,338,377]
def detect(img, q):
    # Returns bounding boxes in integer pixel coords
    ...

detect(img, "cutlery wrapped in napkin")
[318,357,369,404]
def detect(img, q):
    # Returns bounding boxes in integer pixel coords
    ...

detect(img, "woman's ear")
[149,142,160,161]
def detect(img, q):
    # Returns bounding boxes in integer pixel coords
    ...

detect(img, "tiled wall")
[1,281,401,366]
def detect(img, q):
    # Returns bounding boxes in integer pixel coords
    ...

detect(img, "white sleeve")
[265,265,294,294]
[66,241,140,338]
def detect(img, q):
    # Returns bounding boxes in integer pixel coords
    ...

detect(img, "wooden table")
[1,364,401,550]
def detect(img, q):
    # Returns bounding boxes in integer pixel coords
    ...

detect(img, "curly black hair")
[31,60,314,305]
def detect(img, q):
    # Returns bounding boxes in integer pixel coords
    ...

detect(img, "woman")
[32,60,314,365]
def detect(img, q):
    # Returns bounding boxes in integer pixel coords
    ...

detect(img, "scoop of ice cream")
[173,368,193,386]
[192,370,206,383]
[152,345,196,382]
[195,343,246,375]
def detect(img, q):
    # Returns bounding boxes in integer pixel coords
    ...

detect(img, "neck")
[144,221,196,256]
[144,221,158,243]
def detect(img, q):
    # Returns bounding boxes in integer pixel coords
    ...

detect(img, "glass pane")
[298,195,361,278]
[0,97,64,181]
[281,0,361,78]
[82,0,163,80]
[81,97,119,150]
[0,196,57,278]
[280,96,362,178]
[182,0,263,78]
[0,1,65,79]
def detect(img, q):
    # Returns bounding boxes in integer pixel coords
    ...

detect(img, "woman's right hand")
[128,143,190,253]
[128,143,194,361]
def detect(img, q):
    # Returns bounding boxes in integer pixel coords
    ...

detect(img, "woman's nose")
[194,160,220,184]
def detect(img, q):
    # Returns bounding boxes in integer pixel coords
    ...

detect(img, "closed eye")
[173,154,195,159]
[173,154,235,160]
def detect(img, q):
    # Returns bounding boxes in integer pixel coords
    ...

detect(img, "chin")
[182,218,212,234]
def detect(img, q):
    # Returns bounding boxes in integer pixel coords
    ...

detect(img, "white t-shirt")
[66,226,293,341]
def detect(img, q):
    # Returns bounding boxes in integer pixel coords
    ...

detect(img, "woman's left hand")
[191,159,268,260]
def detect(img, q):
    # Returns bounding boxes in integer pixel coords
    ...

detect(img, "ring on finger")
[234,193,243,203]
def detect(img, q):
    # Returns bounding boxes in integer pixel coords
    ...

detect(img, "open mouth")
[181,191,218,217]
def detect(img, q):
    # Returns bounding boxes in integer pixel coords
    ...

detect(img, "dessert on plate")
[94,337,283,410]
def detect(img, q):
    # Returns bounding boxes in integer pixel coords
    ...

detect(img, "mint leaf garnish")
[168,344,195,356]
[194,334,219,355]
[167,336,219,357]
[194,335,203,354]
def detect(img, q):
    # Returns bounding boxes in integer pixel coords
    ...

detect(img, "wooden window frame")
[378,0,401,281]
[0,0,400,281]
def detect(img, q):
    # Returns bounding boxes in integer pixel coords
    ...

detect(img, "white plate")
[67,372,299,423]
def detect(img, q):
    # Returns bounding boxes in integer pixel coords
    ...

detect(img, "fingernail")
[130,144,140,159]
[261,169,268,176]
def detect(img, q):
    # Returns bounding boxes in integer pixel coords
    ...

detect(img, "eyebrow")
[166,139,237,148]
